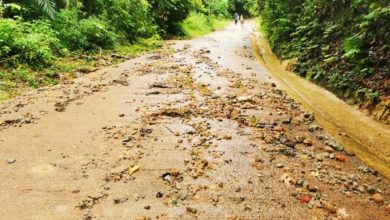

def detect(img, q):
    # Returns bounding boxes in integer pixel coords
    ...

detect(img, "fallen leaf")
[129,165,141,176]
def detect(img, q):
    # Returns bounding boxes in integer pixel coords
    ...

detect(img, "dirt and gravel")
[0,23,389,220]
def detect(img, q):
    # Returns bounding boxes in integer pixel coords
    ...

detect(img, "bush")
[51,10,85,51]
[52,10,118,51]
[203,0,229,17]
[79,17,118,50]
[101,0,156,42]
[0,18,59,68]
[149,0,194,37]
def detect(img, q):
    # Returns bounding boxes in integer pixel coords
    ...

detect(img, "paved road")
[0,22,389,219]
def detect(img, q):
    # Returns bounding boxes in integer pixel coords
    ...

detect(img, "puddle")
[250,32,390,179]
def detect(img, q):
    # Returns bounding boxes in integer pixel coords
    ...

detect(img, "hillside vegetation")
[0,0,235,100]
[254,0,389,119]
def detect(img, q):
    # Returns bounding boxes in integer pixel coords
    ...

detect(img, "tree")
[148,0,193,37]
[2,0,76,18]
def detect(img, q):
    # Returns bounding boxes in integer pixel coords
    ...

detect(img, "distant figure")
[240,15,245,30]
[234,13,239,25]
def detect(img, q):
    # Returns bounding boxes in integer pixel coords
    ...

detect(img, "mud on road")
[0,24,389,219]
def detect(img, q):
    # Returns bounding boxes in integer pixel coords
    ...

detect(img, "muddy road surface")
[0,23,389,220]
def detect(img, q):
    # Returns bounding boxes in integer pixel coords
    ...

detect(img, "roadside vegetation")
[182,13,229,39]
[0,0,234,100]
[251,0,389,115]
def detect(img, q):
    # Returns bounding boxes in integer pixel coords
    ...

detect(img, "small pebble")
[7,158,16,164]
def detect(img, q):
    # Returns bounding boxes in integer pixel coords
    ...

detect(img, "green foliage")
[52,9,118,51]
[34,0,56,18]
[79,17,118,50]
[228,0,258,16]
[343,36,363,59]
[101,0,156,42]
[148,0,194,37]
[51,9,83,50]
[0,18,58,68]
[3,0,58,19]
[182,12,228,39]
[202,0,229,17]
[0,0,234,100]
[258,0,390,102]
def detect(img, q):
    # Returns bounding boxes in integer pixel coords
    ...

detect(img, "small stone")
[156,192,163,198]
[325,202,337,213]
[324,146,334,153]
[295,136,305,143]
[344,148,355,156]
[335,154,346,162]
[372,193,384,204]
[244,205,252,211]
[7,158,16,164]
[300,194,312,204]
[367,186,377,194]
[186,206,197,214]
[337,208,349,219]
[326,141,344,151]
[276,163,284,168]
[308,125,320,132]
[114,197,128,204]
[144,205,151,210]
[118,113,125,117]
[223,134,232,140]
[303,138,313,146]
[385,204,390,213]
[316,155,324,162]
[329,153,335,159]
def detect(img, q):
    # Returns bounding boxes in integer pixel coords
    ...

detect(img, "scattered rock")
[324,146,334,153]
[186,206,197,214]
[156,192,163,198]
[295,135,305,143]
[325,202,337,213]
[385,204,390,213]
[335,154,346,162]
[276,163,284,168]
[367,186,377,194]
[144,205,151,210]
[114,197,128,204]
[371,193,384,204]
[300,194,312,204]
[303,138,313,146]
[7,158,16,164]
[325,141,344,151]
[336,208,349,219]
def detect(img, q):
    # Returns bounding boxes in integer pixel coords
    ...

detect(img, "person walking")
[240,15,245,30]
[234,13,239,25]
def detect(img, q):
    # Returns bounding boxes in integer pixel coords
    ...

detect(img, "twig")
[164,125,174,133]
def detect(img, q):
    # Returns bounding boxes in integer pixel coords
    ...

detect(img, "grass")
[0,36,164,101]
[181,13,229,39]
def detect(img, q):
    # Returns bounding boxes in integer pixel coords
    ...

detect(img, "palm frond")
[34,0,56,18]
